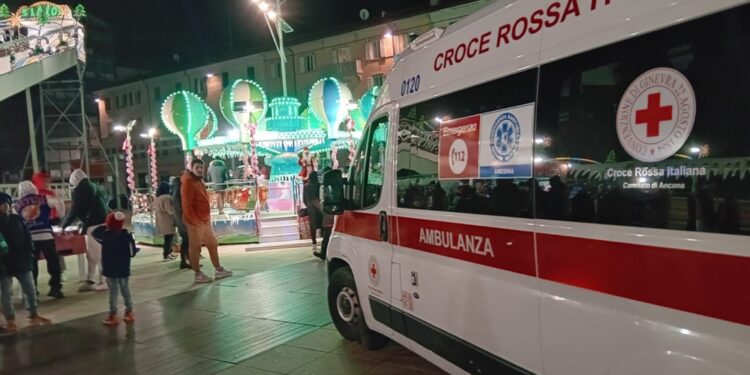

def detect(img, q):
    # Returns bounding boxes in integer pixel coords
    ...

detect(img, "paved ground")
[0,244,445,374]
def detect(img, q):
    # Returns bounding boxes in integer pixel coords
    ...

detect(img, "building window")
[298,54,316,74]
[128,93,134,106]
[175,82,182,91]
[366,35,406,60]
[368,74,385,88]
[200,77,207,93]
[115,96,121,108]
[247,66,256,80]
[154,87,161,102]
[135,91,141,105]
[222,72,230,88]
[331,47,352,64]
[271,62,282,79]
[365,40,382,60]
[104,98,111,111]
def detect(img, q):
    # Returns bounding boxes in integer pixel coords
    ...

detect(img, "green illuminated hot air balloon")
[219,79,268,128]
[160,91,208,151]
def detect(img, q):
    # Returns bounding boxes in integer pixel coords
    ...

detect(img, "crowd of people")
[0,151,345,333]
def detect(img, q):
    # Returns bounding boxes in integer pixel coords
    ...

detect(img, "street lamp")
[251,0,294,97]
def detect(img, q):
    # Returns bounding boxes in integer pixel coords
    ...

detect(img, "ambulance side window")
[534,5,750,235]
[396,69,537,217]
[350,115,389,209]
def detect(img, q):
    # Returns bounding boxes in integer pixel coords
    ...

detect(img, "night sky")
[0,0,467,177]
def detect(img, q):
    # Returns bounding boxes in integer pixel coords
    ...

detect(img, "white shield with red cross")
[616,67,696,163]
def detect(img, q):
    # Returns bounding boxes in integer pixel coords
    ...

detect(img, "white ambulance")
[321,0,750,374]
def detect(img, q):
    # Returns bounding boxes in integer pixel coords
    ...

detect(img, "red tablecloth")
[53,232,87,256]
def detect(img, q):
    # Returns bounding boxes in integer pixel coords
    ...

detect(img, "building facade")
[93,0,489,191]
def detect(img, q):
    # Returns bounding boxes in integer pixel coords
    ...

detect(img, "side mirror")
[322,169,346,215]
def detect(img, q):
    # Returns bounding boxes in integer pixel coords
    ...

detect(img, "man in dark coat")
[0,193,51,331]
[62,169,109,291]
[171,176,191,269]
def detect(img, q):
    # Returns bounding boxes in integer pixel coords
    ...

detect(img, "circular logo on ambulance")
[491,112,520,162]
[616,67,696,163]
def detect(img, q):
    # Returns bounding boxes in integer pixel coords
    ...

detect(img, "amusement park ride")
[128,74,380,245]
[0,1,380,246]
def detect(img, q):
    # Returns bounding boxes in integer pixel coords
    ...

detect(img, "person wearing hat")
[93,211,138,326]
[62,169,109,292]
[0,193,51,331]
[16,181,64,299]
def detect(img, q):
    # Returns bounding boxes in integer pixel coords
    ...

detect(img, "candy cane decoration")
[330,146,339,170]
[148,138,158,194]
[347,117,356,164]
[122,131,136,194]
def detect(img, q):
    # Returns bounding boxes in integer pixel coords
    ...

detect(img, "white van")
[321,1,750,374]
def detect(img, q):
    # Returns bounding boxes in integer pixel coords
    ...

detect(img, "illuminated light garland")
[122,131,135,194]
[347,116,356,164]
[148,138,158,194]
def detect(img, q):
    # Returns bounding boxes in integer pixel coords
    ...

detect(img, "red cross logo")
[635,93,673,138]
[370,263,378,279]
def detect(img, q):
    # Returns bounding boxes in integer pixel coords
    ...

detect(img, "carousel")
[130,77,378,245]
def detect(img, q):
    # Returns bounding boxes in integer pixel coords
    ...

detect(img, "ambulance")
[321,0,750,374]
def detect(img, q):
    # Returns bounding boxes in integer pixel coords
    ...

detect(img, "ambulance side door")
[337,107,396,338]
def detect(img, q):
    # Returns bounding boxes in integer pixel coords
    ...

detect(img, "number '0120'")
[401,75,421,96]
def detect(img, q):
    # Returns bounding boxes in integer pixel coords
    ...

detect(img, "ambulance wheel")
[328,267,388,350]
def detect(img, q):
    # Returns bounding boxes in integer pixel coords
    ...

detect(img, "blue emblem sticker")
[490,112,520,163]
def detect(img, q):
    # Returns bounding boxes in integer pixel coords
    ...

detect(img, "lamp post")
[251,0,294,97]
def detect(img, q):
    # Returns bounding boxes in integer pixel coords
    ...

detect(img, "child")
[94,211,138,326]
[0,193,51,332]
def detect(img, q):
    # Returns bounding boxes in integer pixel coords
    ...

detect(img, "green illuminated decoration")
[19,2,64,20]
[72,3,86,20]
[0,4,11,19]
[196,103,219,141]
[266,97,304,132]
[160,91,209,151]
[219,79,268,128]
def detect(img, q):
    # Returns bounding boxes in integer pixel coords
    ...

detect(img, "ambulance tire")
[328,267,388,350]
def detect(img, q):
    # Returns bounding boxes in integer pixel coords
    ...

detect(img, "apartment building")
[93,0,489,190]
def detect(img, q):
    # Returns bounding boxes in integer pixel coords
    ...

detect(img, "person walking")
[94,212,138,326]
[181,159,232,283]
[16,181,64,299]
[171,176,191,270]
[207,158,230,215]
[154,182,177,262]
[0,193,51,332]
[62,169,109,292]
[303,171,323,252]
[314,168,334,260]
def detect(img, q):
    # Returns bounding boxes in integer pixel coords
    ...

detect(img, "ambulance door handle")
[379,211,388,242]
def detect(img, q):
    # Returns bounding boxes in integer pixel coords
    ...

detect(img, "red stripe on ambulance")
[336,212,750,326]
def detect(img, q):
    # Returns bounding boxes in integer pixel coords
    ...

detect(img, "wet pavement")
[0,245,445,374]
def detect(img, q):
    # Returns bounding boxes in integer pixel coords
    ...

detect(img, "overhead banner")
[438,103,534,180]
